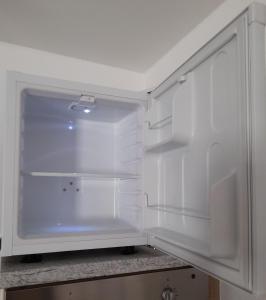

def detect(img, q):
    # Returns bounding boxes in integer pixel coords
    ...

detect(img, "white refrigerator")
[1,3,266,297]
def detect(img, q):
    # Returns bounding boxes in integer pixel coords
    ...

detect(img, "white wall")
[0,42,145,92]
[2,0,266,93]
[1,1,266,92]
[145,0,266,90]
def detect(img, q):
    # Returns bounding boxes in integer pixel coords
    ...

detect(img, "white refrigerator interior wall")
[9,87,145,251]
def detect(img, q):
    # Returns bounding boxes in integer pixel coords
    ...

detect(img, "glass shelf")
[145,137,186,154]
[22,171,139,180]
[145,202,210,220]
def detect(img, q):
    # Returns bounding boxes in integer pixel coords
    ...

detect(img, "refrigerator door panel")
[145,13,250,290]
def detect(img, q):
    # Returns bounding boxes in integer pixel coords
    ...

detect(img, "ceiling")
[0,0,225,72]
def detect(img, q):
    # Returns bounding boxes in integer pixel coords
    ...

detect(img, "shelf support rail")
[145,115,172,130]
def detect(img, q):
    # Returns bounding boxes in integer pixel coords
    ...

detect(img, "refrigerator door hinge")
[145,93,152,111]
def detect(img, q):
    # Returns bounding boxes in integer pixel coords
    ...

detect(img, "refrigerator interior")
[18,89,144,239]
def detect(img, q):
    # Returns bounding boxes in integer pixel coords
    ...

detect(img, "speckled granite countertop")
[0,246,188,289]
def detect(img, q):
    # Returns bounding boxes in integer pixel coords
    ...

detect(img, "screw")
[63,188,67,192]
[76,188,79,192]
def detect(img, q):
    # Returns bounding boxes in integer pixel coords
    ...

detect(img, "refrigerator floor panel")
[19,218,140,239]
